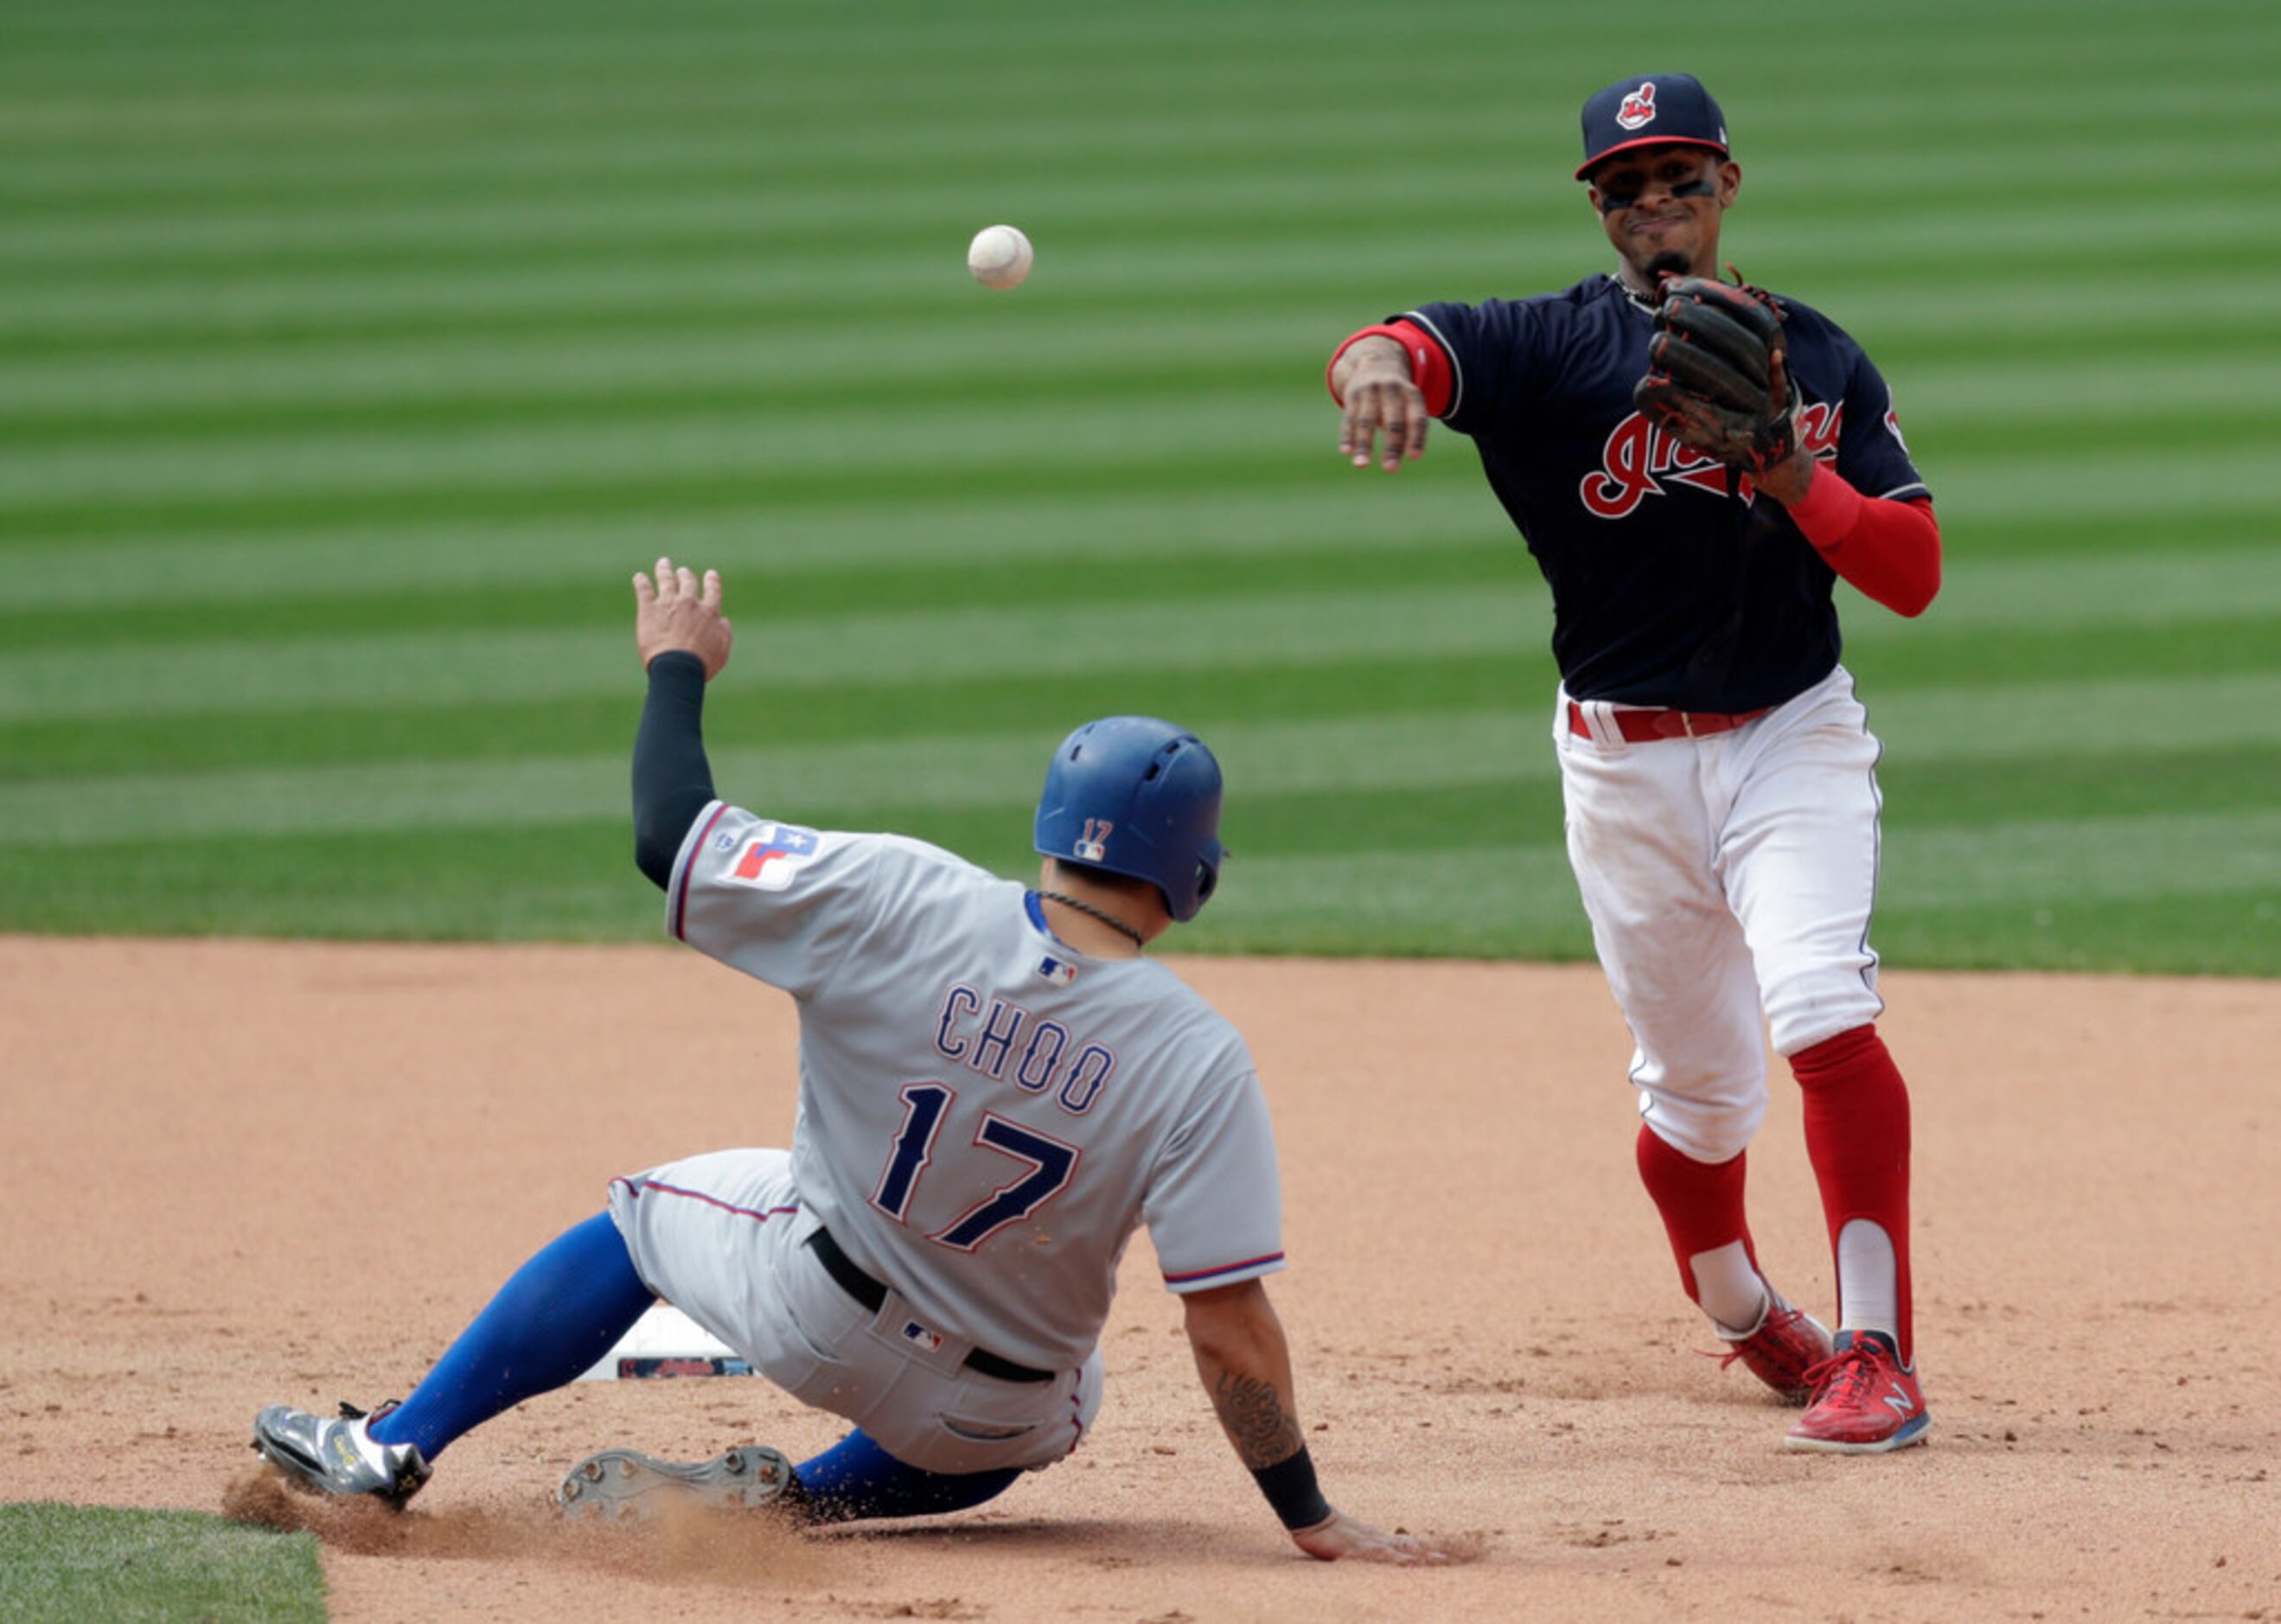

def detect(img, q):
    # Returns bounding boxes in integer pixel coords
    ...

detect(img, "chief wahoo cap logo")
[1617,81,1658,129]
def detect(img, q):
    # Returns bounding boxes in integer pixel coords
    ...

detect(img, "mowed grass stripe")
[5,390,2277,521]
[1183,807,2281,955]
[2,29,2257,178]
[0,457,1372,544]
[1873,893,2281,978]
[3,108,2251,222]
[0,392,1315,513]
[3,610,2270,782]
[0,308,1345,426]
[9,263,2262,380]
[3,182,2271,311]
[0,584,1548,724]
[0,268,2265,424]
[0,712,1549,850]
[0,651,1554,782]
[1868,449,2281,524]
[1840,549,2281,640]
[5,326,2269,450]
[0,539,1524,655]
[5,239,2266,362]
[0,484,1506,608]
[8,674,2278,849]
[1885,811,2281,911]
[7,548,2281,724]
[4,535,2278,664]
[1236,805,2281,914]
[3,133,2269,275]
[0,466,2270,593]
[3,0,2239,94]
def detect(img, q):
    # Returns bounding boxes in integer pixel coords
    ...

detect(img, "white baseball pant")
[608,1148,1102,1475]
[1556,663,1888,1162]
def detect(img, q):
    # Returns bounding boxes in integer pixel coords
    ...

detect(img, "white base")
[574,1303,754,1381]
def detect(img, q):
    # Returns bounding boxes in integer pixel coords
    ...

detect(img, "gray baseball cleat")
[556,1443,798,1521]
[250,1400,431,1508]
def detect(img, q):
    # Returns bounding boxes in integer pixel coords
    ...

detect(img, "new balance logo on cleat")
[1783,1331,1931,1455]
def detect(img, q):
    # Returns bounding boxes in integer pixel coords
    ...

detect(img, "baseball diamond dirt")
[3,936,2275,1621]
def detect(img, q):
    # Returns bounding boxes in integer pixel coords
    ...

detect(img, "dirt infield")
[3,936,2275,1621]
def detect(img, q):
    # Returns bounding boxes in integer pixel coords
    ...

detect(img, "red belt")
[1568,700,1772,743]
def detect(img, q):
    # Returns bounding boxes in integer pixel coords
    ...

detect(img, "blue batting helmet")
[1033,716,1224,923]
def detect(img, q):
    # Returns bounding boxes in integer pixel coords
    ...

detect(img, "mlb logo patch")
[901,1320,944,1353]
[1037,956,1078,986]
[725,822,821,892]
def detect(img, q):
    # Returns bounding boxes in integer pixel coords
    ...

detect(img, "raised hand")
[633,556,734,679]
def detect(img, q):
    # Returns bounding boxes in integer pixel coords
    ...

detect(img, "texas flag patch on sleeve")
[722,822,821,892]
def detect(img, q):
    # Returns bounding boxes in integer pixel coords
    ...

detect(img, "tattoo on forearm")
[1211,1371,1304,1468]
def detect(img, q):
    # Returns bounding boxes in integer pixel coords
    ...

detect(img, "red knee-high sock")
[1791,1024,1914,1364]
[1634,1124,1758,1305]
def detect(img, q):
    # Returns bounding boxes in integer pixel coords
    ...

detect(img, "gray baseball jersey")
[667,800,1286,1371]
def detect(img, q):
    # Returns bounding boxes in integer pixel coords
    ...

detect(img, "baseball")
[967,223,1033,291]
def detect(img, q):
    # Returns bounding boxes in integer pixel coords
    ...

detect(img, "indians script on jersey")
[1582,399,1843,518]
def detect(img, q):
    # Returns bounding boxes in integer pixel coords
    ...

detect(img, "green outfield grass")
[0,1502,322,1623]
[2,0,2275,975]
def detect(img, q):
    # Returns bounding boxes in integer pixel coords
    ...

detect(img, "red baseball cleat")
[1783,1330,1931,1454]
[1713,1288,1835,1405]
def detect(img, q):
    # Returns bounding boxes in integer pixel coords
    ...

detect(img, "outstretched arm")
[1181,1279,1445,1565]
[630,559,735,890]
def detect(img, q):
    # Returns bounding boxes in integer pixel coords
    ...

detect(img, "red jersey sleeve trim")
[1326,319,1454,418]
[1785,467,1942,618]
[1161,1251,1286,1291]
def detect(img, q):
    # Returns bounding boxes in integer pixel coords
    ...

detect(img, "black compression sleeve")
[632,651,716,891]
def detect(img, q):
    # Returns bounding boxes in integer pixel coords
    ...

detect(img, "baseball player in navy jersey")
[249,560,1442,1563]
[1327,74,1941,1453]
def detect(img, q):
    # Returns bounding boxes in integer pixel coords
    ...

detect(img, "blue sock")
[794,1429,1019,1523]
[367,1212,655,1461]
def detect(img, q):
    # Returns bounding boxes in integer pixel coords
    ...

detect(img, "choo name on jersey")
[931,983,1114,1117]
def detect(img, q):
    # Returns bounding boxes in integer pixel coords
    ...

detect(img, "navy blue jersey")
[1406,274,1929,711]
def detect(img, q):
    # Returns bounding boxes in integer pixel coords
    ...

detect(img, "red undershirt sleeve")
[1782,467,1942,618]
[1326,319,1454,418]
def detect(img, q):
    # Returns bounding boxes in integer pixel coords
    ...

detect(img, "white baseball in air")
[967,223,1034,290]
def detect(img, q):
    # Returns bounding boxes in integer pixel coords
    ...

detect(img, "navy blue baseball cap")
[1575,74,1729,180]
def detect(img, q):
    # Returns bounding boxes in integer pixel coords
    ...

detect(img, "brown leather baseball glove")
[1633,272,1798,473]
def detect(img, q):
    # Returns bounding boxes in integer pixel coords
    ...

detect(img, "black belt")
[804,1226,1057,1384]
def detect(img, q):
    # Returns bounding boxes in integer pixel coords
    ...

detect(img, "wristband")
[1250,1446,1332,1531]
[1325,319,1454,418]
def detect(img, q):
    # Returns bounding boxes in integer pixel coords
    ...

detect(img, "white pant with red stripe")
[1555,663,1888,1162]
[608,1148,1102,1474]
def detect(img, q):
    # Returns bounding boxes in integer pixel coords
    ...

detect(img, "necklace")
[1038,890,1147,950]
